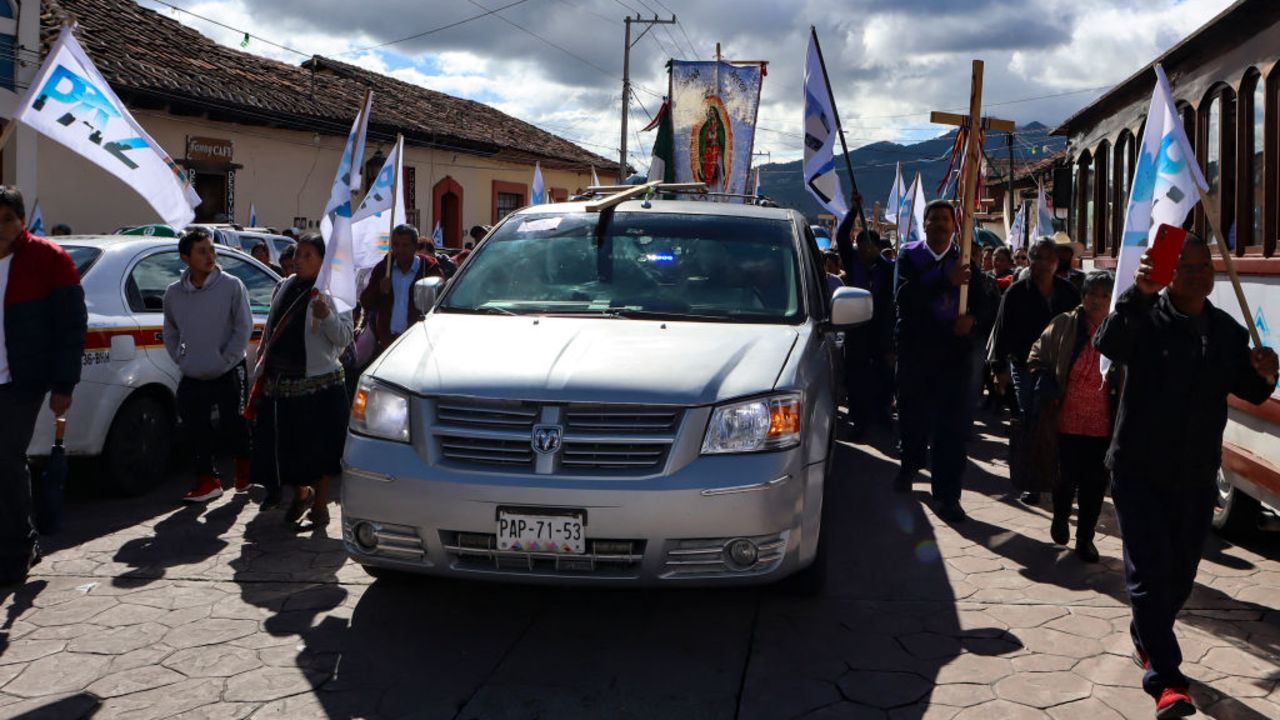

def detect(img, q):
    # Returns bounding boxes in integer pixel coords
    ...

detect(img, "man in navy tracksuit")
[1096,237,1277,718]
[0,187,87,585]
[893,200,994,522]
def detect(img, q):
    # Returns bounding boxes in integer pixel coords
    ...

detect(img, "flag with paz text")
[1103,63,1209,373]
[802,31,848,219]
[350,134,404,270]
[317,92,373,312]
[15,26,199,228]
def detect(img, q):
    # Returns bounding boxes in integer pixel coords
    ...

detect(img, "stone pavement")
[0,416,1277,719]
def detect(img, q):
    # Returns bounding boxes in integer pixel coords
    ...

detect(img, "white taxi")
[25,236,281,495]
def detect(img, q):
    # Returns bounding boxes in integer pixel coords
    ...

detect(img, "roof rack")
[581,182,777,210]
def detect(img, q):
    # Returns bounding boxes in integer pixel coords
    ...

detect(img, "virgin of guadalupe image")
[692,98,732,192]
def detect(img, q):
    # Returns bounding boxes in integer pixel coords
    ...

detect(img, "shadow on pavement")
[4,691,101,719]
[108,493,250,587]
[222,432,999,719]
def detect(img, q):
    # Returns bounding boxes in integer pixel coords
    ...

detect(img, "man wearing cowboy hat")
[1052,232,1086,293]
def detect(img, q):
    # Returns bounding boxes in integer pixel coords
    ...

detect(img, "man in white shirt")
[358,224,444,354]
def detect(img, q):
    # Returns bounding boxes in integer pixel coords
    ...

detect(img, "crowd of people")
[0,179,1277,715]
[830,197,1277,715]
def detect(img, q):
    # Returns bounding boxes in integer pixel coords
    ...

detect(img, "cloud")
[136,0,1236,165]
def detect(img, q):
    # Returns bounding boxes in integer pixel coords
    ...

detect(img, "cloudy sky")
[137,0,1234,169]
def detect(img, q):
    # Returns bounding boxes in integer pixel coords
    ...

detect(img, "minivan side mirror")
[413,276,446,315]
[830,287,873,328]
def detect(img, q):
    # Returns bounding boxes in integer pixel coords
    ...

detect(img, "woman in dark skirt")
[249,234,353,527]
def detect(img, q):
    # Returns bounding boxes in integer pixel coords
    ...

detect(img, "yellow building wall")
[35,109,597,241]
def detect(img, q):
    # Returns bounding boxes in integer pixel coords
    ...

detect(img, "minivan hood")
[372,313,799,406]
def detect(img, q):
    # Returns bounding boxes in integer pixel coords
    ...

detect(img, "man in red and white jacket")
[0,186,87,586]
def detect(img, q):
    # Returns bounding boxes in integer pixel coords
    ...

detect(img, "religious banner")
[669,60,763,197]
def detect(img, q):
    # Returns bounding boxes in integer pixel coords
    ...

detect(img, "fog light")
[725,538,759,569]
[354,521,379,551]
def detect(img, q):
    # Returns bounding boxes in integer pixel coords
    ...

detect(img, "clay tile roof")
[43,0,617,171]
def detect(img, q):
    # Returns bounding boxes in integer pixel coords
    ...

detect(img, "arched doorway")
[432,177,464,248]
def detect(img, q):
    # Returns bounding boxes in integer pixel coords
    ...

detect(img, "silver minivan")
[341,195,872,587]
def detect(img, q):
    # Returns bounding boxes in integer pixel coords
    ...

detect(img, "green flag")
[645,100,675,184]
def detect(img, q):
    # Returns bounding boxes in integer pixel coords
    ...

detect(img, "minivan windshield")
[441,212,803,323]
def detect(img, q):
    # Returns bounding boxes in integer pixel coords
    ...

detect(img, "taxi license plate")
[497,510,586,554]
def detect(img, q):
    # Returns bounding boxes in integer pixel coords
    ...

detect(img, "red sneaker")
[183,476,224,503]
[1155,687,1196,718]
[233,459,252,493]
[1133,646,1150,670]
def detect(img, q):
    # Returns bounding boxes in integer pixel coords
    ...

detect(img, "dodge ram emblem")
[532,425,563,454]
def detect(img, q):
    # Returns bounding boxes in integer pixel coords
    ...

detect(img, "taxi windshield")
[440,212,803,323]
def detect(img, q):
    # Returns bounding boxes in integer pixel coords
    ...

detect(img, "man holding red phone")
[1095,235,1278,718]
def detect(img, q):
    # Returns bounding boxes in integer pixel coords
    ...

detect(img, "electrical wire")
[341,0,533,55]
[141,0,312,58]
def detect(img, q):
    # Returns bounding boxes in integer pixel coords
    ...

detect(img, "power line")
[465,0,618,80]
[143,0,311,57]
[343,0,534,55]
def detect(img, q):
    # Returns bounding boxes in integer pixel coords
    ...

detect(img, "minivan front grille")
[431,398,681,475]
[561,442,668,470]
[436,400,538,431]
[442,530,645,576]
[438,435,534,467]
[564,406,682,434]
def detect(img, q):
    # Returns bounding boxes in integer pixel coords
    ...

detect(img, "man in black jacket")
[0,187,87,585]
[833,213,895,435]
[1095,236,1277,717]
[989,237,1081,504]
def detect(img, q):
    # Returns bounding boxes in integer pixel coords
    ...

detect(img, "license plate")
[497,510,586,554]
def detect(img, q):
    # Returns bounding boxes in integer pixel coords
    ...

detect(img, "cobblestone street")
[1,418,1278,719]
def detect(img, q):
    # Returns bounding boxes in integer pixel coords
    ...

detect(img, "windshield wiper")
[442,305,520,316]
[603,308,734,322]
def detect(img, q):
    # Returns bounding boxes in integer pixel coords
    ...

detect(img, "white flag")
[432,221,443,248]
[28,201,44,235]
[911,171,926,242]
[249,204,257,227]
[886,162,905,224]
[316,93,374,312]
[350,135,404,270]
[1103,63,1209,373]
[531,161,546,205]
[899,172,926,244]
[802,31,849,219]
[1030,181,1053,244]
[15,27,199,228]
[1008,203,1027,250]
[590,165,601,188]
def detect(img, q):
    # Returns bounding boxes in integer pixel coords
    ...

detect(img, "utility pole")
[1006,131,1015,234]
[621,14,677,183]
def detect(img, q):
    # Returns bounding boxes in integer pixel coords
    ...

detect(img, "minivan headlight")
[351,380,411,443]
[701,393,802,454]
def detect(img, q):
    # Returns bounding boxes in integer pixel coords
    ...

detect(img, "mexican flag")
[644,100,675,184]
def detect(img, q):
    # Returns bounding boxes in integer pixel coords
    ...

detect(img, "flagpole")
[385,134,402,280]
[1196,186,1265,343]
[810,26,867,232]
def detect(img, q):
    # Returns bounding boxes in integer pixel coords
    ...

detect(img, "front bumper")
[340,432,826,586]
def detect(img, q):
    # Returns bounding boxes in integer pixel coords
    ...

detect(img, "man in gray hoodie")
[164,229,253,503]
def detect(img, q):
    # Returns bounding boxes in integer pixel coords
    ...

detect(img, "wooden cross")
[931,60,1014,311]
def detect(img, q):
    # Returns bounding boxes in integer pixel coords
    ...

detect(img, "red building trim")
[492,180,527,224]
[432,176,464,248]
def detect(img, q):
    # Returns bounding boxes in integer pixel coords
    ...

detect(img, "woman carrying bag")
[247,234,354,528]
[1027,270,1120,562]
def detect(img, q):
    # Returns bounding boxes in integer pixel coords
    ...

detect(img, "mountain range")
[756,122,1065,223]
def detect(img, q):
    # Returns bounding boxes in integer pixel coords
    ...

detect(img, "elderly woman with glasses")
[1027,269,1120,562]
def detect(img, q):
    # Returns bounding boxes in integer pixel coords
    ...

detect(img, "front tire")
[104,395,173,496]
[1212,468,1261,537]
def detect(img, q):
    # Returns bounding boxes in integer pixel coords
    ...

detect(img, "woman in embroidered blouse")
[249,234,354,528]
[1028,270,1118,563]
